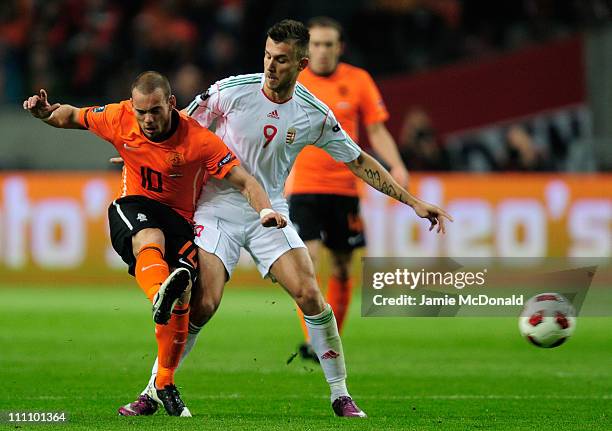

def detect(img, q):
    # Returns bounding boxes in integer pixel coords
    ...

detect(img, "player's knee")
[294,284,325,314]
[331,251,352,281]
[132,228,165,256]
[191,294,221,326]
[331,265,350,281]
[292,263,320,296]
[201,295,221,317]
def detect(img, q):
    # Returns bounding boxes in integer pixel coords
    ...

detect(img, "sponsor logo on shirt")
[93,105,106,113]
[267,109,280,119]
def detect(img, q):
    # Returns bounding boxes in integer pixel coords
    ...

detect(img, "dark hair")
[131,71,171,99]
[307,16,344,42]
[266,19,309,59]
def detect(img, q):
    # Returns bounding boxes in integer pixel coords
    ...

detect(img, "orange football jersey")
[77,101,239,221]
[286,63,389,196]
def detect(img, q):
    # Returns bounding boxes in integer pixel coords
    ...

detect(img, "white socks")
[181,322,203,365]
[304,304,350,401]
[330,381,350,401]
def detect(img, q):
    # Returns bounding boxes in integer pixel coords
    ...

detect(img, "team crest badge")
[286,127,297,145]
[167,152,185,167]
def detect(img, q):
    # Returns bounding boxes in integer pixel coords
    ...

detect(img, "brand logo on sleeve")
[218,152,234,168]
[93,105,106,113]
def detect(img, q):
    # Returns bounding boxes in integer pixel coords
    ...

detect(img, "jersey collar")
[260,73,294,104]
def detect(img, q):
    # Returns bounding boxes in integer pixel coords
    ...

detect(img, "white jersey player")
[119,19,451,419]
[185,72,361,277]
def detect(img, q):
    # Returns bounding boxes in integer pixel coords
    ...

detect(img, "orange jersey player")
[23,71,285,417]
[78,99,235,222]
[285,17,410,361]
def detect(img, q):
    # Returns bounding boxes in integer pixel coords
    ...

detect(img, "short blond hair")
[131,71,171,99]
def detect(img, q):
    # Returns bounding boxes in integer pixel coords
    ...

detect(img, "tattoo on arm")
[380,181,396,197]
[398,192,406,205]
[364,168,381,187]
[363,167,410,205]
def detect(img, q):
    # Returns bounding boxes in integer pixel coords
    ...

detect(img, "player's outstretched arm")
[224,166,287,228]
[346,151,452,233]
[23,89,84,129]
[367,122,410,188]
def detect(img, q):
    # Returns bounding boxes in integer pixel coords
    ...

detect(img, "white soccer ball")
[518,292,576,348]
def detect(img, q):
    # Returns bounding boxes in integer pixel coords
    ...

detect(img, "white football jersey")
[186,73,361,208]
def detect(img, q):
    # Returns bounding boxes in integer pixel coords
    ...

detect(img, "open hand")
[23,89,60,119]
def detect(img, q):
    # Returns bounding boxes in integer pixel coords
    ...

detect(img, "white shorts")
[193,200,305,278]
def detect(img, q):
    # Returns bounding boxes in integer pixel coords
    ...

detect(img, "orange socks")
[155,304,189,388]
[297,307,310,342]
[135,243,169,301]
[135,242,187,388]
[326,276,353,333]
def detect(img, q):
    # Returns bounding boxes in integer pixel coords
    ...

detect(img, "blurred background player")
[23,71,284,417]
[285,17,410,361]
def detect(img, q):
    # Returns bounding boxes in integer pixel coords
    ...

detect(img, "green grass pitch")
[1,285,610,430]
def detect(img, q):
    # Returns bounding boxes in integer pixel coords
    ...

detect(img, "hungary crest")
[286,127,296,144]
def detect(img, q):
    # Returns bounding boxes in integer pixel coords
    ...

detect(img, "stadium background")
[1,1,611,430]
